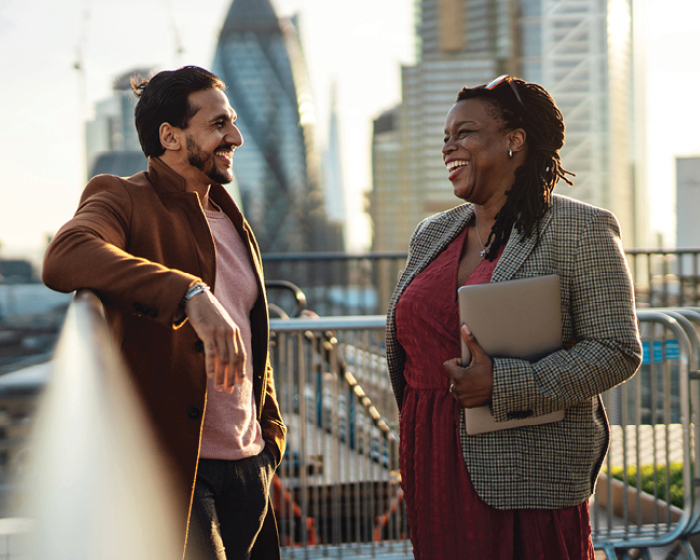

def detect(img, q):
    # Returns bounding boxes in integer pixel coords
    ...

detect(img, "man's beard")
[186,135,233,184]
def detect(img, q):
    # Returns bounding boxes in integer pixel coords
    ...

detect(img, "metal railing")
[593,308,700,559]
[269,309,700,559]
[628,250,700,308]
[262,249,700,315]
[263,252,405,317]
[19,290,183,559]
[269,316,407,557]
[6,295,700,558]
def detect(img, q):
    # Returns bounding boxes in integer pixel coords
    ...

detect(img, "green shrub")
[608,463,684,509]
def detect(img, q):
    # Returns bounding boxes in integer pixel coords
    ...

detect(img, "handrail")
[23,290,182,559]
[13,295,700,558]
[270,315,386,332]
[265,280,308,318]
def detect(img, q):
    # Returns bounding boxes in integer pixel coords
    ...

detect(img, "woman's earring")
[508,149,513,159]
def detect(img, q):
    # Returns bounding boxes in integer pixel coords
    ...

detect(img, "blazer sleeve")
[489,209,642,422]
[42,175,201,328]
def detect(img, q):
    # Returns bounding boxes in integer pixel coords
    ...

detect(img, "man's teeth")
[447,160,469,172]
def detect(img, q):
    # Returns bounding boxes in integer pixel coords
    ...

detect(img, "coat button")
[188,407,201,420]
[195,340,204,353]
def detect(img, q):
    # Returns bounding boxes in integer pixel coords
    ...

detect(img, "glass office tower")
[213,0,341,252]
[370,0,642,252]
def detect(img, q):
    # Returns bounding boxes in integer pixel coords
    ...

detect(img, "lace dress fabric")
[395,226,594,560]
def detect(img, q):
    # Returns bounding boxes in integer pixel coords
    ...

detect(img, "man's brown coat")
[43,157,286,558]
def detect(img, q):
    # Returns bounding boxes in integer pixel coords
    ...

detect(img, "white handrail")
[23,290,181,560]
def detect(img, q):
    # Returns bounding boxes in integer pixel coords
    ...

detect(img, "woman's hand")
[443,324,494,408]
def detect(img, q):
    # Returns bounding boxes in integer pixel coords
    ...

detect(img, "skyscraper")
[518,0,638,246]
[370,109,400,253]
[370,0,641,252]
[212,0,341,253]
[676,156,700,249]
[85,68,149,179]
[322,83,347,249]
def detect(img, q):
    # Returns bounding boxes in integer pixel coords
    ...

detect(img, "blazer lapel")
[393,204,472,304]
[411,205,473,279]
[492,204,554,282]
[418,205,472,268]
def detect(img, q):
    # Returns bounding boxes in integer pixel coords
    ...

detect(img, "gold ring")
[449,383,455,395]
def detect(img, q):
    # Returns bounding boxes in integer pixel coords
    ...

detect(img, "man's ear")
[159,123,182,152]
[509,128,527,154]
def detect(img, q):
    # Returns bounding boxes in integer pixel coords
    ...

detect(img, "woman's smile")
[446,159,469,181]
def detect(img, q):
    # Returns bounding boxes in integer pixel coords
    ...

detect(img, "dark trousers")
[185,447,276,560]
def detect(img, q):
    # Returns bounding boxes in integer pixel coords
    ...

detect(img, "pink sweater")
[199,208,265,460]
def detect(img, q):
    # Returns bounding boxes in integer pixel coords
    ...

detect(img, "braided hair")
[455,78,574,260]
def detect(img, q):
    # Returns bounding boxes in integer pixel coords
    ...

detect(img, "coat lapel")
[491,204,555,282]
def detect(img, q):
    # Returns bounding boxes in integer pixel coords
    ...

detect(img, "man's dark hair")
[131,66,226,158]
[455,78,575,260]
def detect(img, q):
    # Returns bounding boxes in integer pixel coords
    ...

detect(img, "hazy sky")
[0,0,698,259]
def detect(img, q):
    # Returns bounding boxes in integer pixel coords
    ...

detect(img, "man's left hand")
[443,324,494,408]
[185,289,246,393]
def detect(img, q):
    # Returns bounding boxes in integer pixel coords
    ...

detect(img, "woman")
[386,77,641,559]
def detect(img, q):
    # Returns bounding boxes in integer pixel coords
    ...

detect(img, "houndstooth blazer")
[386,193,642,510]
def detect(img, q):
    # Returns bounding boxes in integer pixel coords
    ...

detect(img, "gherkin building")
[213,0,341,253]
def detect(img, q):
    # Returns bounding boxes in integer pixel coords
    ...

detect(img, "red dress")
[395,227,594,560]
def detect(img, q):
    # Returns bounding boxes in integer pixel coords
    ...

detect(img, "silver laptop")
[457,274,564,435]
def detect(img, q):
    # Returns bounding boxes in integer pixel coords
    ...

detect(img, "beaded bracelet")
[181,282,210,308]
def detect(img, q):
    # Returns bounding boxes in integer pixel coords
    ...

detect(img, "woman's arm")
[488,209,642,421]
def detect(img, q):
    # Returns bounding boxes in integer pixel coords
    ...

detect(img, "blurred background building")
[85,68,149,179]
[322,83,347,249]
[0,257,68,379]
[370,109,400,254]
[676,156,700,249]
[369,0,645,252]
[212,0,343,253]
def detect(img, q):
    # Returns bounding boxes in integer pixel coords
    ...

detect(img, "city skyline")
[0,0,697,260]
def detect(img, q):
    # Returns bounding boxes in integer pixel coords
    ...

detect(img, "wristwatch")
[181,282,210,310]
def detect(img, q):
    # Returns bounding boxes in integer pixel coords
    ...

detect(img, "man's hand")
[185,290,246,393]
[443,324,493,408]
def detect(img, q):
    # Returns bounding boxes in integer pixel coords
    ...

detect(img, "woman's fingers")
[444,327,494,408]
[443,358,468,405]
[443,357,463,379]
[460,324,487,361]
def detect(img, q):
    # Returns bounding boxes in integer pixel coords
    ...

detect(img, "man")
[42,66,286,560]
